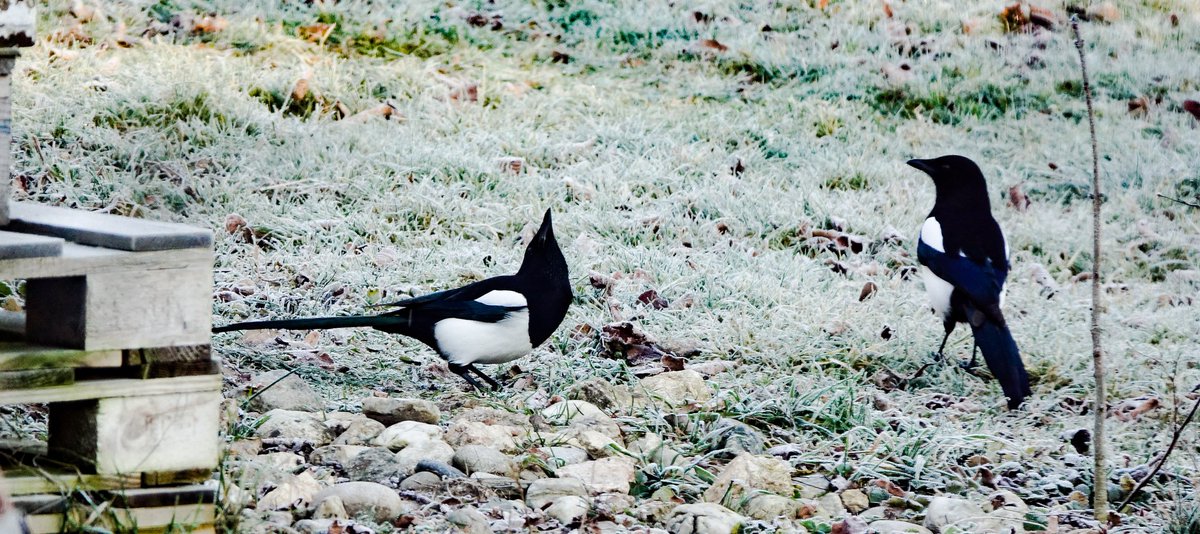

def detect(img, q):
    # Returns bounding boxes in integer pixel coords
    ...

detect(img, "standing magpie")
[214,209,572,391]
[908,155,1031,409]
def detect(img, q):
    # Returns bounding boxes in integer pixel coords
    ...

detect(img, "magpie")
[908,155,1032,409]
[213,209,572,391]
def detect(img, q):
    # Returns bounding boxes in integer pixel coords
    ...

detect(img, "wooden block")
[104,483,215,507]
[2,470,140,496]
[124,344,211,366]
[23,513,63,534]
[7,202,212,252]
[48,390,221,475]
[0,368,73,389]
[0,230,62,259]
[0,242,211,280]
[0,373,219,405]
[28,505,216,534]
[25,266,212,350]
[0,340,122,372]
[141,468,213,487]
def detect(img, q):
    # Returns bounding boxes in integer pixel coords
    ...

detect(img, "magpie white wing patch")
[475,290,527,307]
[434,309,533,365]
[920,217,944,252]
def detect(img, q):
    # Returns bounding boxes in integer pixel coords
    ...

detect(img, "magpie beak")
[214,208,573,391]
[911,155,1032,409]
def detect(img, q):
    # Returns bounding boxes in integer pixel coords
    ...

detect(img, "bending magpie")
[214,209,572,391]
[908,155,1032,409]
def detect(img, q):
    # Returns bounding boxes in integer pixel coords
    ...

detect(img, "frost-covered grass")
[10,0,1200,529]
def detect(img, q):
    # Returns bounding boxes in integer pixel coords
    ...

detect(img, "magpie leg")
[961,341,979,371]
[448,363,485,391]
[467,364,502,391]
[933,324,953,362]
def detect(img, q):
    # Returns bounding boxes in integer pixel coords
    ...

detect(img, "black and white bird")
[214,209,572,391]
[909,155,1031,409]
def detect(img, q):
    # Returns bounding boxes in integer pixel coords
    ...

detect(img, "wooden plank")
[26,267,213,350]
[7,202,212,252]
[141,468,213,487]
[0,340,122,372]
[48,390,221,475]
[24,513,63,534]
[2,471,141,496]
[0,230,62,259]
[0,368,73,389]
[26,506,216,534]
[104,483,215,507]
[76,359,219,381]
[0,373,220,405]
[0,242,211,280]
[9,494,66,514]
[125,344,212,366]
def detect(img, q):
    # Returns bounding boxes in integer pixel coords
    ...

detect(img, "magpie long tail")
[969,319,1031,409]
[213,315,409,333]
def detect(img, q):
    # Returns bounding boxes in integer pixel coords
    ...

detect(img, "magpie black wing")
[383,299,525,323]
[375,277,506,308]
[917,241,1005,310]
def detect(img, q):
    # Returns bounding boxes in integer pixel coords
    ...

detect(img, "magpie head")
[907,155,989,205]
[519,208,567,274]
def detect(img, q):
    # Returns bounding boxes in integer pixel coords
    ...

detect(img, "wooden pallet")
[0,204,220,531]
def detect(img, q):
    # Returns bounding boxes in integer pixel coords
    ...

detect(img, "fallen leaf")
[858,281,878,302]
[1007,185,1030,211]
[637,289,669,310]
[343,101,399,123]
[1182,100,1200,120]
[303,330,320,347]
[873,479,906,497]
[192,15,228,34]
[569,323,594,341]
[662,353,686,372]
[999,3,1028,32]
[881,1,894,19]
[225,213,248,234]
[1113,396,1159,421]
[1028,5,1057,29]
[1127,96,1149,117]
[297,23,335,44]
[700,39,728,52]
[498,157,526,174]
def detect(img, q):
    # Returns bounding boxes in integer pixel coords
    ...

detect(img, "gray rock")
[666,503,746,534]
[372,421,443,451]
[564,429,621,459]
[453,406,531,427]
[345,447,406,483]
[557,458,636,494]
[868,520,932,534]
[817,493,846,518]
[704,418,765,458]
[257,471,322,510]
[745,494,802,520]
[542,400,606,424]
[567,414,623,441]
[593,493,637,515]
[246,370,324,412]
[536,446,589,468]
[445,421,520,452]
[259,451,305,472]
[526,477,590,509]
[294,519,375,534]
[395,438,455,476]
[446,507,491,534]
[453,445,516,477]
[568,377,638,411]
[701,453,793,508]
[399,471,441,491]
[546,496,589,525]
[312,495,348,520]
[255,409,333,445]
[313,482,415,523]
[796,474,833,499]
[842,489,870,514]
[471,472,524,500]
[628,433,688,467]
[309,445,370,468]
[333,418,386,446]
[924,496,989,531]
[639,370,712,407]
[416,459,467,479]
[362,397,440,425]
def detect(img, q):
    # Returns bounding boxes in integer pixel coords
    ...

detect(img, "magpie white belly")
[435,309,533,365]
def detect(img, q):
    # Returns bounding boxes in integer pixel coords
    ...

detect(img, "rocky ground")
[222,367,1091,534]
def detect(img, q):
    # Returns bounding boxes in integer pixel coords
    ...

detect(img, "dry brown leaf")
[224,213,248,234]
[291,77,310,103]
[297,23,336,44]
[192,15,228,34]
[1127,96,1149,117]
[498,157,525,174]
[343,101,399,123]
[637,289,669,310]
[999,3,1028,32]
[700,39,728,52]
[1028,5,1057,29]
[873,479,906,497]
[1007,185,1030,211]
[818,0,829,9]
[662,353,686,372]
[1113,396,1159,421]
[569,323,594,341]
[303,330,320,347]
[858,281,878,302]
[881,1,894,19]
[1182,100,1200,121]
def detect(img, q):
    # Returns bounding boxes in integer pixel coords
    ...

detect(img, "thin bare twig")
[1116,392,1200,512]
[1157,193,1200,209]
[1071,17,1108,523]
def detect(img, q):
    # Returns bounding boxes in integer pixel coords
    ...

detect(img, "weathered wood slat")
[103,483,215,507]
[0,230,62,259]
[141,468,214,487]
[0,367,72,389]
[0,340,122,371]
[0,242,210,280]
[26,266,212,350]
[49,390,221,475]
[0,373,220,404]
[2,471,141,496]
[25,505,215,534]
[7,202,213,252]
[124,344,212,365]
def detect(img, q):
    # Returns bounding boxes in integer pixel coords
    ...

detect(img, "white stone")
[257,471,322,510]
[556,458,636,494]
[639,370,712,407]
[542,400,606,424]
[526,477,590,509]
[546,496,590,525]
[666,503,746,534]
[444,420,520,453]
[372,420,442,450]
[701,453,793,507]
[394,439,455,476]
